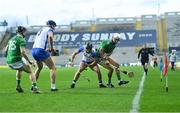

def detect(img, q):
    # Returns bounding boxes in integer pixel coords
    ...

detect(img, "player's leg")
[101,62,114,88]
[15,70,24,93]
[107,57,121,79]
[107,57,129,85]
[90,64,106,88]
[155,61,158,67]
[144,62,148,75]
[43,56,58,91]
[171,62,175,70]
[32,48,55,91]
[31,48,43,80]
[71,62,87,88]
[22,64,39,93]
[34,61,43,81]
[141,59,147,75]
[143,59,149,75]
[8,61,39,93]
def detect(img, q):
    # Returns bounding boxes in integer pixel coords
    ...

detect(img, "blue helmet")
[46,20,56,27]
[86,42,93,51]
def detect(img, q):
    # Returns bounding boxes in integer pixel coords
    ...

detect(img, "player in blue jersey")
[32,20,58,91]
[70,43,106,88]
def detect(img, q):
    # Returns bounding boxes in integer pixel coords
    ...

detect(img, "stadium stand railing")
[96,17,136,31]
[70,20,92,32]
[165,12,180,48]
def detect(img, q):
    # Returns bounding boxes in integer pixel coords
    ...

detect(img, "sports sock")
[99,80,102,85]
[72,80,76,84]
[108,79,111,84]
[51,84,56,89]
[32,83,37,89]
[16,79,21,86]
[115,69,121,81]
[145,69,148,75]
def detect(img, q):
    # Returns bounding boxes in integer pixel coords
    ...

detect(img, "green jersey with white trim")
[97,39,116,55]
[6,34,26,64]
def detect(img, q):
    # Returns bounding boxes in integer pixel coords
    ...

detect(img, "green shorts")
[96,57,107,66]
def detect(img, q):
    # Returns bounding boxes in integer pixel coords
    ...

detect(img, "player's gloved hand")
[46,48,50,52]
[46,48,54,52]
[48,48,57,56]
[50,48,55,52]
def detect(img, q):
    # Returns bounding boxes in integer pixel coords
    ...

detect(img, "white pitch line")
[130,73,146,113]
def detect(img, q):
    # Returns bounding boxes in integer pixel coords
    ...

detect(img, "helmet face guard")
[86,42,93,53]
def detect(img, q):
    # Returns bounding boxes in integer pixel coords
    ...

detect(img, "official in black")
[138,44,154,75]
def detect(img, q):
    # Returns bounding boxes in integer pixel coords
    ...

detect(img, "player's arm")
[149,49,154,56]
[99,40,108,59]
[137,49,142,59]
[99,48,105,59]
[88,52,98,67]
[20,47,33,65]
[4,45,9,57]
[71,47,84,63]
[47,31,54,52]
[174,54,176,62]
[71,51,78,63]
[168,54,171,59]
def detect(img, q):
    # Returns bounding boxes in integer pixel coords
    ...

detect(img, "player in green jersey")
[96,35,134,88]
[5,26,40,93]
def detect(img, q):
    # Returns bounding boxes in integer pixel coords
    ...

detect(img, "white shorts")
[8,60,25,70]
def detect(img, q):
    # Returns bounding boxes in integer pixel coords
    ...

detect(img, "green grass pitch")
[0,66,180,112]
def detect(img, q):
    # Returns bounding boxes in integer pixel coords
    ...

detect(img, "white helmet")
[113,34,120,41]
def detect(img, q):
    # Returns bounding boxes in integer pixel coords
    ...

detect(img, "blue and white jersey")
[33,27,54,50]
[78,47,97,63]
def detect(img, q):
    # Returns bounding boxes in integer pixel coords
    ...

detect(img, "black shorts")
[141,59,149,66]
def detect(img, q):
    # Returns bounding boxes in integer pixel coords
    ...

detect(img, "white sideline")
[130,74,146,113]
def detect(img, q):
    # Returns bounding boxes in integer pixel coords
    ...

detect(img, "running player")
[5,26,39,93]
[138,44,154,75]
[32,20,58,91]
[70,43,106,88]
[96,35,131,88]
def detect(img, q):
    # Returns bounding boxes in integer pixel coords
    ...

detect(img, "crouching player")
[96,35,134,88]
[5,26,40,93]
[70,43,106,88]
